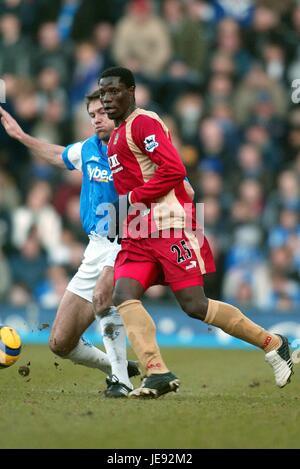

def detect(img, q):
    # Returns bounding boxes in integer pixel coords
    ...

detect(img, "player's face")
[88,99,114,141]
[99,77,135,123]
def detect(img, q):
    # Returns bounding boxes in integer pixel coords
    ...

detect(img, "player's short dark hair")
[98,67,135,88]
[85,89,101,110]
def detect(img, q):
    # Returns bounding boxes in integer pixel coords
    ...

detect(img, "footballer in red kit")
[98,67,293,399]
[107,107,215,292]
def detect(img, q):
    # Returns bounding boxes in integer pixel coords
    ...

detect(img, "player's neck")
[115,104,137,127]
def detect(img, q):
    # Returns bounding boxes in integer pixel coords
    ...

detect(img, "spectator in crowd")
[215,17,252,78]
[93,22,115,70]
[0,249,11,301]
[233,63,287,126]
[173,91,203,142]
[112,0,172,78]
[197,117,230,174]
[0,13,33,77]
[286,108,300,160]
[162,0,206,78]
[213,0,255,26]
[34,22,73,86]
[70,41,102,109]
[9,232,48,294]
[11,181,62,256]
[233,143,272,190]
[36,265,70,309]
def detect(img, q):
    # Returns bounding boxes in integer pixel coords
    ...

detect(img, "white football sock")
[63,337,111,374]
[99,307,132,388]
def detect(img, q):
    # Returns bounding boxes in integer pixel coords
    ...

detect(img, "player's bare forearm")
[21,133,65,168]
[0,106,65,168]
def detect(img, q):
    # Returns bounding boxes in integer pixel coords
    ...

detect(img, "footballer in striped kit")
[0,325,22,368]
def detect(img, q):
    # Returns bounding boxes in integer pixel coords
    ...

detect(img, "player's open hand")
[0,106,25,141]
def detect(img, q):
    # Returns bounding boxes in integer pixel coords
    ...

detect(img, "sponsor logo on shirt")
[144,134,159,152]
[87,165,113,182]
[108,153,120,168]
[108,153,123,174]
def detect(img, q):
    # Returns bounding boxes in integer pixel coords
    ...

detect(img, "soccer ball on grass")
[0,325,22,368]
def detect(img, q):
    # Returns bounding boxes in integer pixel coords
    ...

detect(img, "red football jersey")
[107,108,197,236]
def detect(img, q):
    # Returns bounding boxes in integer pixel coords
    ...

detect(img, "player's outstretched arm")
[0,106,65,168]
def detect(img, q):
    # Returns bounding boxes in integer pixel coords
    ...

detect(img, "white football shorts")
[67,233,120,303]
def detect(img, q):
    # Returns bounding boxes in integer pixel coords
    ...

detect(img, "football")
[0,325,22,368]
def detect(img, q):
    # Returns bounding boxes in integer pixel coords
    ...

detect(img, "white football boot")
[265,335,294,388]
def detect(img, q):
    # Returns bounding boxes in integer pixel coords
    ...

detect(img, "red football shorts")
[114,229,216,292]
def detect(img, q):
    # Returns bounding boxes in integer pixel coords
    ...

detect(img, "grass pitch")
[0,345,299,449]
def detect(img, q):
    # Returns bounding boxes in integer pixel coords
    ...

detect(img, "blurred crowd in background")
[0,0,300,313]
